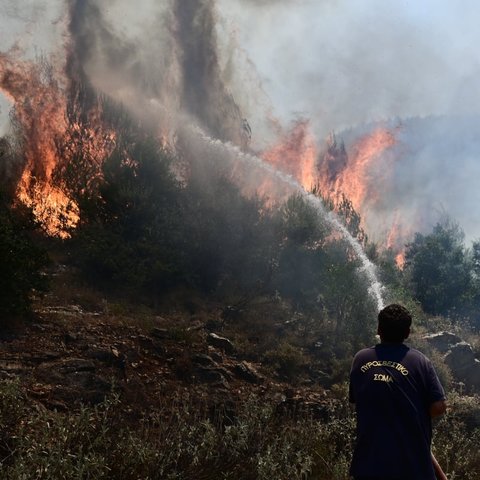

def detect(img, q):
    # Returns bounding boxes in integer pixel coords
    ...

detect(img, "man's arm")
[431,452,448,480]
[430,399,447,418]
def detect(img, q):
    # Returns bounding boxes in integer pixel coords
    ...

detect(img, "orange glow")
[262,119,318,191]
[0,52,76,237]
[386,211,410,268]
[331,128,396,212]
[0,52,115,237]
[395,251,406,269]
[16,175,80,238]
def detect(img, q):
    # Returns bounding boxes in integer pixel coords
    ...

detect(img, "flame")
[316,126,410,264]
[262,119,318,191]
[0,51,76,237]
[386,211,411,268]
[330,127,396,212]
[0,51,115,237]
[1,43,406,263]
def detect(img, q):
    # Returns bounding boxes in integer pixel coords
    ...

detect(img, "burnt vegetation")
[1,96,480,478]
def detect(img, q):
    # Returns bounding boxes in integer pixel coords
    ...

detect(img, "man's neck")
[379,340,404,345]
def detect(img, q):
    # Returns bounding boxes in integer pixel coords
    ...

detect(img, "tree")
[336,194,368,246]
[72,135,186,300]
[271,194,376,347]
[0,192,49,318]
[404,219,472,316]
[181,175,276,295]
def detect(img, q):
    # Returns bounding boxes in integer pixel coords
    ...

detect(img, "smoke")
[63,0,248,147]
[2,0,480,247]
[220,0,480,136]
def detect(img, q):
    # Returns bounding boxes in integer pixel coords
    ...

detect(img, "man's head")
[377,303,412,343]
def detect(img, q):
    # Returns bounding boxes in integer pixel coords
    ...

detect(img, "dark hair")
[378,304,412,342]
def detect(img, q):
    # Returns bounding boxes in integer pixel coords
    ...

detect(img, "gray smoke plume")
[65,0,248,147]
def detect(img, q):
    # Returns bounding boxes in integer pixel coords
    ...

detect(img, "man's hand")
[430,399,447,418]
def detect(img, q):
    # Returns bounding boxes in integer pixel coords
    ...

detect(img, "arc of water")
[190,127,385,311]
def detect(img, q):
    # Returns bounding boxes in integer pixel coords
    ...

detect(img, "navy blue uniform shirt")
[349,343,445,480]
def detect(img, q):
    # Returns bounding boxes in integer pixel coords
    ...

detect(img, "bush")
[264,341,307,382]
[0,379,354,479]
[433,393,480,479]
[0,193,49,319]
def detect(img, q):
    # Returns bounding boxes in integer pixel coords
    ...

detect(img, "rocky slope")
[0,264,330,423]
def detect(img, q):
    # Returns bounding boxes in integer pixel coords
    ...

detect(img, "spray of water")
[191,126,385,311]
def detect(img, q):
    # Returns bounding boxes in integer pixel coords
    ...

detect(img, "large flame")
[327,127,396,212]
[0,51,115,238]
[0,51,76,237]
[262,123,407,265]
[386,211,411,268]
[261,119,318,191]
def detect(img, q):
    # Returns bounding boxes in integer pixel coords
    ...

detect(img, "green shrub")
[0,194,49,319]
[264,341,307,382]
[0,380,355,479]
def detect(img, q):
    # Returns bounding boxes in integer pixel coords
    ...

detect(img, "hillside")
[0,253,360,479]
[2,260,329,415]
[1,253,480,479]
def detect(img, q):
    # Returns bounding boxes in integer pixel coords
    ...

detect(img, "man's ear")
[404,327,411,340]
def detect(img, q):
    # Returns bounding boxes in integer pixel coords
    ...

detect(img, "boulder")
[195,366,230,387]
[423,331,462,353]
[35,358,111,405]
[424,332,480,393]
[445,342,476,372]
[207,333,235,354]
[444,343,480,392]
[191,354,217,367]
[233,361,264,384]
[461,360,480,391]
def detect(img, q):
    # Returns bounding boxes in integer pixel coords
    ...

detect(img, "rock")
[445,342,476,371]
[424,332,480,393]
[36,358,96,384]
[58,358,96,374]
[41,305,84,317]
[233,361,264,384]
[423,331,462,353]
[445,343,480,392]
[461,360,480,391]
[51,373,111,405]
[151,328,170,340]
[191,354,217,367]
[207,333,235,354]
[195,367,229,387]
[85,348,117,364]
[35,357,111,405]
[207,346,223,363]
[26,351,63,364]
[210,351,223,363]
[0,360,26,375]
